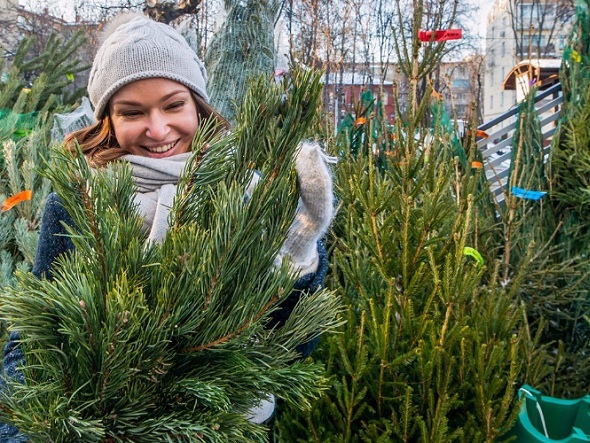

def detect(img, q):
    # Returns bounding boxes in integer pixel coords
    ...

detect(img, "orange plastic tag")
[1,190,33,212]
[467,129,489,139]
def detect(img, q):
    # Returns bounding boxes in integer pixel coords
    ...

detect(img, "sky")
[24,0,498,52]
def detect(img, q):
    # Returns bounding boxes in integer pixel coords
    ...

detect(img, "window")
[519,3,556,22]
[520,3,534,19]
[452,79,471,89]
[501,91,504,107]
[502,41,506,56]
[490,95,494,109]
[559,36,567,50]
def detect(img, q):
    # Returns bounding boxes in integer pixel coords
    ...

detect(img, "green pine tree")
[0,31,89,116]
[542,0,590,397]
[0,67,341,442]
[551,0,590,259]
[493,86,590,400]
[275,2,590,440]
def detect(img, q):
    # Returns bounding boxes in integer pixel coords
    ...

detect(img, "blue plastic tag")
[511,186,547,200]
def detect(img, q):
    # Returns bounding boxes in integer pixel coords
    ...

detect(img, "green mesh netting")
[205,0,281,124]
[430,100,467,167]
[50,97,96,144]
[0,108,38,141]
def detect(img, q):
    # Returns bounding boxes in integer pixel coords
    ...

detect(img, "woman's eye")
[167,101,185,110]
[118,110,142,118]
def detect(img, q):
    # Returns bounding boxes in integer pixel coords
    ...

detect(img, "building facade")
[322,56,482,130]
[0,0,20,51]
[483,0,573,123]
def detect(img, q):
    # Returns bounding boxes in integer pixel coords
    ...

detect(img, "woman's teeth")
[147,141,176,153]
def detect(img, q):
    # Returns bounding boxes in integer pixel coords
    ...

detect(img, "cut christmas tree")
[205,0,280,124]
[273,2,587,438]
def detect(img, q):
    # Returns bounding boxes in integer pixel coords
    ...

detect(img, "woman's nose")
[145,111,169,140]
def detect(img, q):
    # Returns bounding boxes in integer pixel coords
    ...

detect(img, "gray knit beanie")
[88,13,209,119]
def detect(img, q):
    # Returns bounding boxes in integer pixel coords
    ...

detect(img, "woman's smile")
[143,139,179,154]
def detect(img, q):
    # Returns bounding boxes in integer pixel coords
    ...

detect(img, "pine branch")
[182,291,281,353]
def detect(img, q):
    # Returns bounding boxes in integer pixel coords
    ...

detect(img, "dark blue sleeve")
[0,333,27,443]
[31,193,75,280]
[268,240,329,358]
[0,193,74,442]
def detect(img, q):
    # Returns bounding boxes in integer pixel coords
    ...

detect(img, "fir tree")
[495,86,590,399]
[272,3,588,434]
[0,31,89,115]
[0,131,52,287]
[551,0,590,259]
[543,0,590,397]
[0,68,341,442]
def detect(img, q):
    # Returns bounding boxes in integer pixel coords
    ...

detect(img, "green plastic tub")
[503,385,590,442]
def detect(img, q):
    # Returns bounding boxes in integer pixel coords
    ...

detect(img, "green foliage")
[274,84,543,441]
[0,30,89,115]
[0,31,89,288]
[0,67,341,442]
[498,96,588,380]
[540,0,590,398]
[508,90,546,195]
[551,0,590,238]
[0,128,52,287]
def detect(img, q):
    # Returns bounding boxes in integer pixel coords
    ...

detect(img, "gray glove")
[275,140,336,276]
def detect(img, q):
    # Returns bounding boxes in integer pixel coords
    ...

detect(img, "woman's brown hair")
[64,93,230,168]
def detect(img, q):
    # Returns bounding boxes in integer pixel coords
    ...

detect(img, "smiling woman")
[0,11,336,441]
[64,11,229,167]
[109,79,200,158]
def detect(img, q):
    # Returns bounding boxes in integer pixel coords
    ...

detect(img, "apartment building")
[483,0,573,123]
[0,0,20,51]
[323,56,482,128]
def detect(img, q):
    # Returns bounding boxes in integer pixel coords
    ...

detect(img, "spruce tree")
[0,68,340,442]
[491,85,590,400]
[543,0,590,397]
[0,31,89,115]
[550,0,590,263]
[274,77,546,441]
[475,0,590,400]
[272,6,590,434]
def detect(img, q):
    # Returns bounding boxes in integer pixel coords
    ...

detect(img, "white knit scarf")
[122,153,192,244]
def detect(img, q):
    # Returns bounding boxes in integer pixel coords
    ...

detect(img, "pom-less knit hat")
[88,13,209,119]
